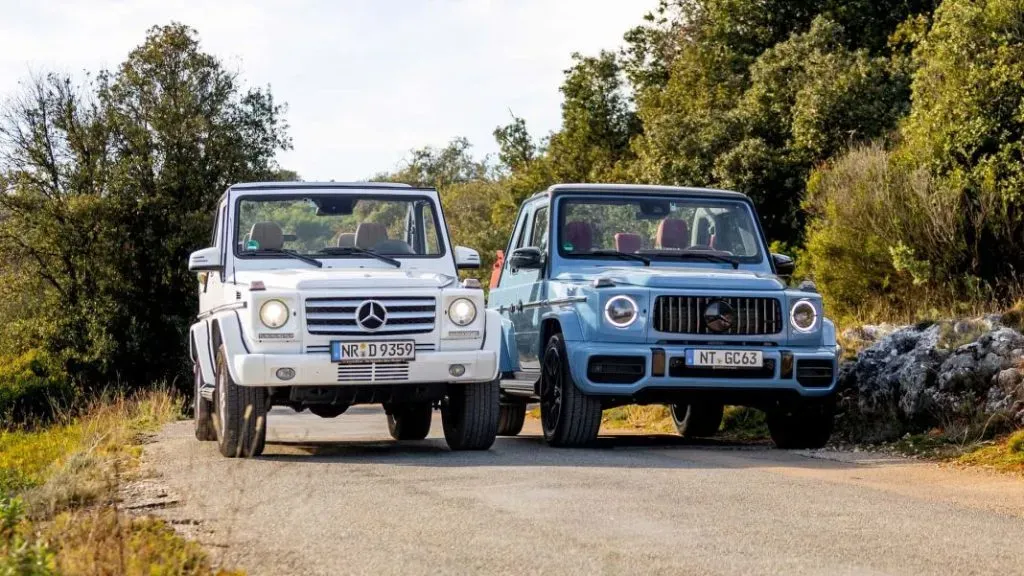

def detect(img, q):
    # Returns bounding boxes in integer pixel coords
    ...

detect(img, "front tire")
[441,379,499,451]
[540,333,602,447]
[194,364,216,441]
[670,403,724,437]
[767,398,835,449]
[388,403,433,440]
[497,403,527,436]
[214,345,267,458]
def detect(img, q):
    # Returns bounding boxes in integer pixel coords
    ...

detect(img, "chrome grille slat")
[337,362,410,383]
[652,296,782,335]
[305,296,436,336]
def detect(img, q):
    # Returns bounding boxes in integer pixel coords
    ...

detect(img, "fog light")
[276,367,296,381]
[449,364,466,377]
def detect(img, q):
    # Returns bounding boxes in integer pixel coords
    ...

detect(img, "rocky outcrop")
[837,318,1024,443]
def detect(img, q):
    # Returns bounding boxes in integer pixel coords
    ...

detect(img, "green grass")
[1,390,242,575]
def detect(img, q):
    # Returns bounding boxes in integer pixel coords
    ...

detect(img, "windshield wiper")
[249,248,323,268]
[645,250,740,269]
[317,246,401,268]
[583,250,651,266]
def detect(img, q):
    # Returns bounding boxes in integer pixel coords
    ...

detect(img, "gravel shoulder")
[136,406,1024,576]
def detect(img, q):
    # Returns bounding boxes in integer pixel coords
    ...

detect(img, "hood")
[234,268,455,291]
[557,266,785,291]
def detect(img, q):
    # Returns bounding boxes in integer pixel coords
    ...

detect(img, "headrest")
[355,222,388,249]
[337,232,356,248]
[656,218,689,249]
[615,233,642,253]
[564,221,594,253]
[248,221,283,251]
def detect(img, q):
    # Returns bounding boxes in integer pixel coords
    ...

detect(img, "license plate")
[331,341,415,363]
[686,349,763,368]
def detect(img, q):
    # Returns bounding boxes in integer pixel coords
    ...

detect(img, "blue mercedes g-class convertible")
[488,184,839,448]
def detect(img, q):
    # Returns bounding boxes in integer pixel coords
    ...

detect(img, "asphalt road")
[140,406,1024,576]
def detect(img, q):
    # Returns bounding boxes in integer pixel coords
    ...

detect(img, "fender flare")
[540,308,584,342]
[498,315,519,373]
[822,318,838,348]
[189,321,216,387]
[195,311,251,385]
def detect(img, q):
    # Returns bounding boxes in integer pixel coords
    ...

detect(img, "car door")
[489,202,537,374]
[518,203,549,372]
[198,200,227,315]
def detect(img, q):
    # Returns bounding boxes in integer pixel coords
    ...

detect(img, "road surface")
[138,406,1024,576]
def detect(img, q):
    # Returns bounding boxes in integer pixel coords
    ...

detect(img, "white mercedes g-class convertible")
[187,182,501,457]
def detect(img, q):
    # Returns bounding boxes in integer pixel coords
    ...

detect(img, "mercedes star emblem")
[704,300,735,333]
[355,300,388,331]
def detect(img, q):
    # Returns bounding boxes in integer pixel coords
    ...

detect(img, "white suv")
[187,182,500,457]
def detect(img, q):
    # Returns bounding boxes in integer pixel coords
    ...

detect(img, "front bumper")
[566,342,839,398]
[231,350,499,387]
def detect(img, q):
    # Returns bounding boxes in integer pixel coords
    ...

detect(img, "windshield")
[234,194,445,259]
[557,196,763,263]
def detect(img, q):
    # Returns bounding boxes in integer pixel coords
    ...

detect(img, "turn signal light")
[780,351,794,379]
[651,348,666,377]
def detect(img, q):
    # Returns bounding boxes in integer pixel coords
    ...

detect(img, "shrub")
[0,350,75,426]
[801,144,986,321]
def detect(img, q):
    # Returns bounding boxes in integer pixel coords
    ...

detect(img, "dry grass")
[1,389,240,575]
[957,430,1024,474]
[601,405,674,433]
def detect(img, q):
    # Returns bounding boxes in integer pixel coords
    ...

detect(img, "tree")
[0,23,291,391]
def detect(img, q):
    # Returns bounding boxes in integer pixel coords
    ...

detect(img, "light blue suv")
[488,184,839,448]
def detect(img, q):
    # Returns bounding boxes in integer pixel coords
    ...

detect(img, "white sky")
[0,0,656,181]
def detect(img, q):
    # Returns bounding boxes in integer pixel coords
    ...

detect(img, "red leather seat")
[615,233,642,253]
[656,218,689,249]
[564,221,594,253]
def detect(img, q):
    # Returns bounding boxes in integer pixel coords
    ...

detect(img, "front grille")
[796,359,834,388]
[305,296,436,336]
[653,296,782,335]
[337,362,410,383]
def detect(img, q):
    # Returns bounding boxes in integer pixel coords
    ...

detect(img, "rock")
[995,368,1021,390]
[837,319,1024,443]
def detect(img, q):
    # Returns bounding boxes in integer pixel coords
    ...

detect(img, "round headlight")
[604,295,638,328]
[260,299,289,329]
[790,299,818,332]
[448,298,477,326]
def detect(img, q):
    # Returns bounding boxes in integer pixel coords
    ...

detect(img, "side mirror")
[772,253,794,276]
[189,247,223,272]
[509,247,544,271]
[455,246,481,270]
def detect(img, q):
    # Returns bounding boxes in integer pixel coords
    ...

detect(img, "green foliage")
[0,23,290,401]
[0,496,57,576]
[802,0,1024,319]
[0,351,74,426]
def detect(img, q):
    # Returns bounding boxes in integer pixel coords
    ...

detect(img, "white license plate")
[331,341,415,363]
[686,349,763,368]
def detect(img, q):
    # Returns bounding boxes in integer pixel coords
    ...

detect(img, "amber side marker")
[780,351,794,379]
[651,348,666,377]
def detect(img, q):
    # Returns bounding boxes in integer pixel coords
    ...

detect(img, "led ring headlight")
[448,298,477,326]
[259,299,289,329]
[790,299,818,332]
[604,295,638,328]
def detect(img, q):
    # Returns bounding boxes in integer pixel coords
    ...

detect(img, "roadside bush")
[0,351,74,427]
[802,0,1024,323]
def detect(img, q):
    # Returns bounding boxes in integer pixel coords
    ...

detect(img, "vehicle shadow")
[257,432,863,471]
